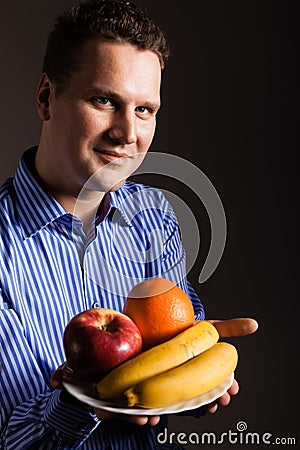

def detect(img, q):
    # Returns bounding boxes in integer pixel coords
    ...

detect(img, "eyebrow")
[83,86,161,111]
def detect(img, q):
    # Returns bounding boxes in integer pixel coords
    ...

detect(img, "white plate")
[63,372,234,415]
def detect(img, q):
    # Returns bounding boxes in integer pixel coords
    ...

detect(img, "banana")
[124,342,238,408]
[97,320,219,400]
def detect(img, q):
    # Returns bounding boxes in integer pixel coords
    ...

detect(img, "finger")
[204,378,239,413]
[205,391,233,413]
[228,378,239,396]
[120,414,149,425]
[208,318,258,337]
[147,415,161,426]
[50,364,65,390]
[50,371,63,390]
[215,391,231,407]
[205,402,218,414]
[121,414,160,426]
[94,409,157,426]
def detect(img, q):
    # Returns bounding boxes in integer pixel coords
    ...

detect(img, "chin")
[83,169,126,193]
[109,179,126,191]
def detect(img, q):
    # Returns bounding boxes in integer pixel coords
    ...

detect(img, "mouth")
[93,148,133,164]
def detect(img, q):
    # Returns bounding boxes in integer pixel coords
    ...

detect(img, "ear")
[36,73,55,121]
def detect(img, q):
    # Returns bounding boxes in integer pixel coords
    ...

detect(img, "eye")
[135,106,151,115]
[91,97,113,106]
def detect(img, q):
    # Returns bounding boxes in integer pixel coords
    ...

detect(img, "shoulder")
[0,179,15,252]
[118,181,170,208]
[113,181,177,228]
[0,178,14,216]
[0,177,13,198]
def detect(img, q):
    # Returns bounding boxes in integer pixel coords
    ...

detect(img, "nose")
[108,110,137,145]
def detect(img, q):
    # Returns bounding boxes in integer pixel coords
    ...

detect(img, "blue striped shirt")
[0,147,204,449]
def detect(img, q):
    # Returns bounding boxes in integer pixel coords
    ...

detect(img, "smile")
[93,148,132,164]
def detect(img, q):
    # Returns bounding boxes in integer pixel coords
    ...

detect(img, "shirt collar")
[14,147,132,238]
[109,185,134,226]
[13,147,71,238]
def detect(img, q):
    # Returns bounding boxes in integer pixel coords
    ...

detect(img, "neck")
[31,146,105,231]
[73,189,105,234]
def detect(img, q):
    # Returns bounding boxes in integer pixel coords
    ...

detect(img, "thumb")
[50,363,66,390]
[208,318,259,338]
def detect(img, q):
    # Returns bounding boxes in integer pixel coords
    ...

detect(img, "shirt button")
[93,302,101,308]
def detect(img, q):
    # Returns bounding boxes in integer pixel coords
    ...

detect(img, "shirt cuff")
[44,390,100,441]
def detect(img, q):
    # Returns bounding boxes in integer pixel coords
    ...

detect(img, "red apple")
[63,308,143,382]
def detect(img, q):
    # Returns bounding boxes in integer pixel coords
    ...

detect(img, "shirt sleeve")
[159,195,205,321]
[0,300,100,450]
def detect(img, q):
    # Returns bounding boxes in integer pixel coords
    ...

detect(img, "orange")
[123,278,195,349]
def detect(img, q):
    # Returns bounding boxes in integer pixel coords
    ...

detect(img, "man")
[0,0,257,448]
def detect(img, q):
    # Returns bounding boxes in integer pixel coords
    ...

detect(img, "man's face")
[39,39,161,195]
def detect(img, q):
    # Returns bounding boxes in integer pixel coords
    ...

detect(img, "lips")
[93,148,131,163]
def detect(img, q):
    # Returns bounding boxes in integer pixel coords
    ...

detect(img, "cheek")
[138,120,156,151]
[65,120,98,153]
[50,106,82,145]
[78,110,111,143]
[58,104,101,142]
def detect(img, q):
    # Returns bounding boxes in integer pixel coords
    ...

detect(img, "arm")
[0,293,100,450]
[159,193,204,320]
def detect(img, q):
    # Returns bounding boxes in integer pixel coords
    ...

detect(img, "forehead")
[68,38,161,100]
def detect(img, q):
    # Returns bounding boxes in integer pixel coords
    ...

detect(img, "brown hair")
[42,0,170,92]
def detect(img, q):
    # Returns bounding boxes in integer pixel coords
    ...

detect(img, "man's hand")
[208,317,259,338]
[93,408,160,426]
[203,317,258,413]
[50,363,161,426]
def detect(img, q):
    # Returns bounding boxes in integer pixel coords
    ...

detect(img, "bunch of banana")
[97,320,238,408]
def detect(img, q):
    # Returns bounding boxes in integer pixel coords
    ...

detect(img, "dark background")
[0,1,298,448]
